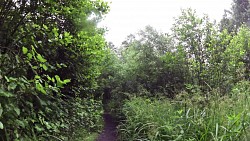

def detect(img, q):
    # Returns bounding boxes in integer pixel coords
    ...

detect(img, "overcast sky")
[99,0,233,46]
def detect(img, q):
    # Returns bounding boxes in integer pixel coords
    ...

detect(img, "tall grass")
[118,81,250,141]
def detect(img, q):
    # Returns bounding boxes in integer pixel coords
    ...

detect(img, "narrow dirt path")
[96,113,118,141]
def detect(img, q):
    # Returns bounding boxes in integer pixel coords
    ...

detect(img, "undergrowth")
[118,81,250,141]
[0,94,103,141]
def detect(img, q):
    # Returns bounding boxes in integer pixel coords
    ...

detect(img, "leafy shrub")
[0,88,103,141]
[0,0,109,140]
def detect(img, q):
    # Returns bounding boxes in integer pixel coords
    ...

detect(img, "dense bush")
[0,90,103,140]
[0,0,109,140]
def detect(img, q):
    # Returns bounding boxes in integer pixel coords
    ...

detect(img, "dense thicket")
[0,0,109,140]
[104,8,250,106]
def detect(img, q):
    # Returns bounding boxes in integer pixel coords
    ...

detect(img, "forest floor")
[96,113,118,141]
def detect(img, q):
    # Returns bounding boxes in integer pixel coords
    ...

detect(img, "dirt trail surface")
[96,113,118,141]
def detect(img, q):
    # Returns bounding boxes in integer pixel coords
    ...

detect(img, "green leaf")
[22,47,28,54]
[60,63,67,67]
[14,107,20,116]
[35,125,44,132]
[55,75,61,82]
[56,63,62,68]
[38,98,47,106]
[36,82,46,94]
[63,79,71,84]
[0,89,14,97]
[52,27,59,37]
[43,24,48,30]
[42,64,48,71]
[15,55,20,63]
[15,119,25,128]
[35,75,41,79]
[9,77,17,81]
[27,53,33,59]
[4,76,9,82]
[47,76,52,81]
[36,54,47,63]
[64,31,70,37]
[51,78,55,83]
[55,75,63,87]
[0,121,3,129]
[8,82,17,90]
[32,66,38,69]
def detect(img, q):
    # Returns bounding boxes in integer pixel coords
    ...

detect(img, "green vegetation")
[1,0,250,141]
[0,0,109,140]
[118,82,250,140]
[102,1,250,140]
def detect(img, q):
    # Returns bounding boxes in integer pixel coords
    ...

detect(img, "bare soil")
[96,113,118,141]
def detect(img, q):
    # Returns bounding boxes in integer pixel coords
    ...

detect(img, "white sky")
[99,0,233,46]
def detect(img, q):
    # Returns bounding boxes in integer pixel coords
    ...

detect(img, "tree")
[173,9,250,93]
[220,0,250,32]
[172,9,216,88]
[119,26,184,97]
[224,27,250,82]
